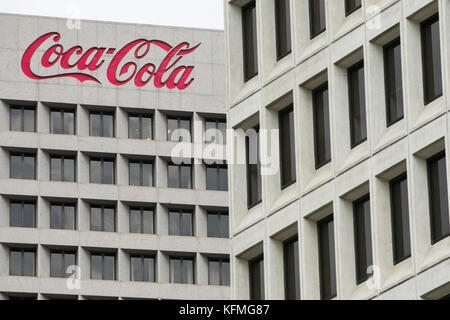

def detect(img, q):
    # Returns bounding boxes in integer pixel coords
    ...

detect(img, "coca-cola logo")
[21,32,200,90]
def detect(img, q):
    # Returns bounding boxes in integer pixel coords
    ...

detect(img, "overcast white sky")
[0,0,224,29]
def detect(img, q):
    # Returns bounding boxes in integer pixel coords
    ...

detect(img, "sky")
[0,0,224,29]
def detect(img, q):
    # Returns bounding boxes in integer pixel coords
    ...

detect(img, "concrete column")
[79,247,90,280]
[195,205,208,238]
[117,201,128,234]
[196,253,208,285]
[154,110,166,141]
[157,204,169,236]
[117,249,129,282]
[78,199,90,231]
[78,105,90,137]
[39,245,50,278]
[158,251,169,283]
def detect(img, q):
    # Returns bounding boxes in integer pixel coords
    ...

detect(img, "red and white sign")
[21,32,200,90]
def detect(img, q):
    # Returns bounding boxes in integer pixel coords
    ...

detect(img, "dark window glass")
[10,201,35,228]
[167,117,191,142]
[249,255,264,300]
[246,126,262,208]
[129,160,153,187]
[90,206,115,232]
[50,251,76,278]
[50,203,76,230]
[50,155,75,182]
[284,237,300,300]
[428,152,450,244]
[128,114,152,140]
[353,195,373,284]
[169,210,193,236]
[131,255,155,282]
[205,119,227,144]
[421,14,442,104]
[50,109,75,134]
[384,39,404,126]
[10,106,35,132]
[348,62,367,148]
[207,212,229,238]
[279,106,296,188]
[206,164,228,191]
[10,153,36,180]
[10,249,36,277]
[309,0,326,38]
[89,158,115,184]
[345,0,361,16]
[170,257,194,284]
[168,163,192,189]
[318,216,337,300]
[209,259,230,286]
[275,0,291,59]
[89,111,114,137]
[130,208,154,234]
[313,84,331,168]
[91,253,115,280]
[242,1,258,81]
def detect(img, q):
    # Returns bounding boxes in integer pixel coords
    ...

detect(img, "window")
[169,210,193,236]
[207,211,229,238]
[50,108,75,134]
[90,206,115,232]
[309,0,326,38]
[10,201,35,228]
[10,106,35,132]
[50,203,76,230]
[249,255,264,300]
[353,195,373,284]
[313,84,331,168]
[421,14,442,104]
[170,257,194,284]
[242,1,258,81]
[168,163,192,189]
[427,152,450,244]
[50,251,76,278]
[129,114,152,139]
[384,39,404,126]
[10,153,35,180]
[275,0,291,60]
[345,0,361,16]
[348,61,367,148]
[129,160,153,187]
[91,253,116,280]
[390,174,411,264]
[50,155,76,182]
[130,208,154,234]
[10,249,36,276]
[284,237,300,300]
[318,216,337,300]
[89,111,114,137]
[246,126,262,208]
[209,259,230,286]
[90,158,115,184]
[167,116,191,142]
[205,118,227,144]
[130,255,155,282]
[279,106,296,188]
[206,164,228,191]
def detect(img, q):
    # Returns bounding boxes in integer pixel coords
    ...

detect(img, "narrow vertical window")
[249,255,264,300]
[345,0,361,16]
[275,0,291,60]
[348,62,367,148]
[246,126,262,208]
[50,108,75,134]
[242,1,258,81]
[279,106,296,188]
[313,84,331,168]
[384,39,404,126]
[353,195,373,284]
[318,216,337,300]
[309,0,326,38]
[284,237,300,300]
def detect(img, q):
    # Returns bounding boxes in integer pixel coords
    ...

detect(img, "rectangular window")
[279,106,296,188]
[309,0,326,38]
[89,111,114,137]
[169,210,193,236]
[384,38,404,126]
[206,164,228,191]
[275,0,291,60]
[246,126,262,208]
[91,253,116,280]
[345,0,361,16]
[348,61,367,148]
[284,237,300,300]
[128,114,152,140]
[167,116,191,142]
[129,160,153,187]
[50,251,76,278]
[242,1,258,81]
[427,151,450,244]
[130,207,154,234]
[90,206,115,232]
[208,259,230,286]
[170,257,194,284]
[318,216,337,300]
[10,153,36,180]
[313,83,331,168]
[390,174,411,264]
[50,155,76,182]
[249,255,264,300]
[50,203,76,230]
[205,119,227,144]
[421,14,442,104]
[168,163,192,189]
[130,255,155,282]
[207,211,229,238]
[10,249,36,277]
[50,108,75,134]
[10,106,35,132]
[89,158,115,184]
[10,201,35,228]
[353,195,373,284]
